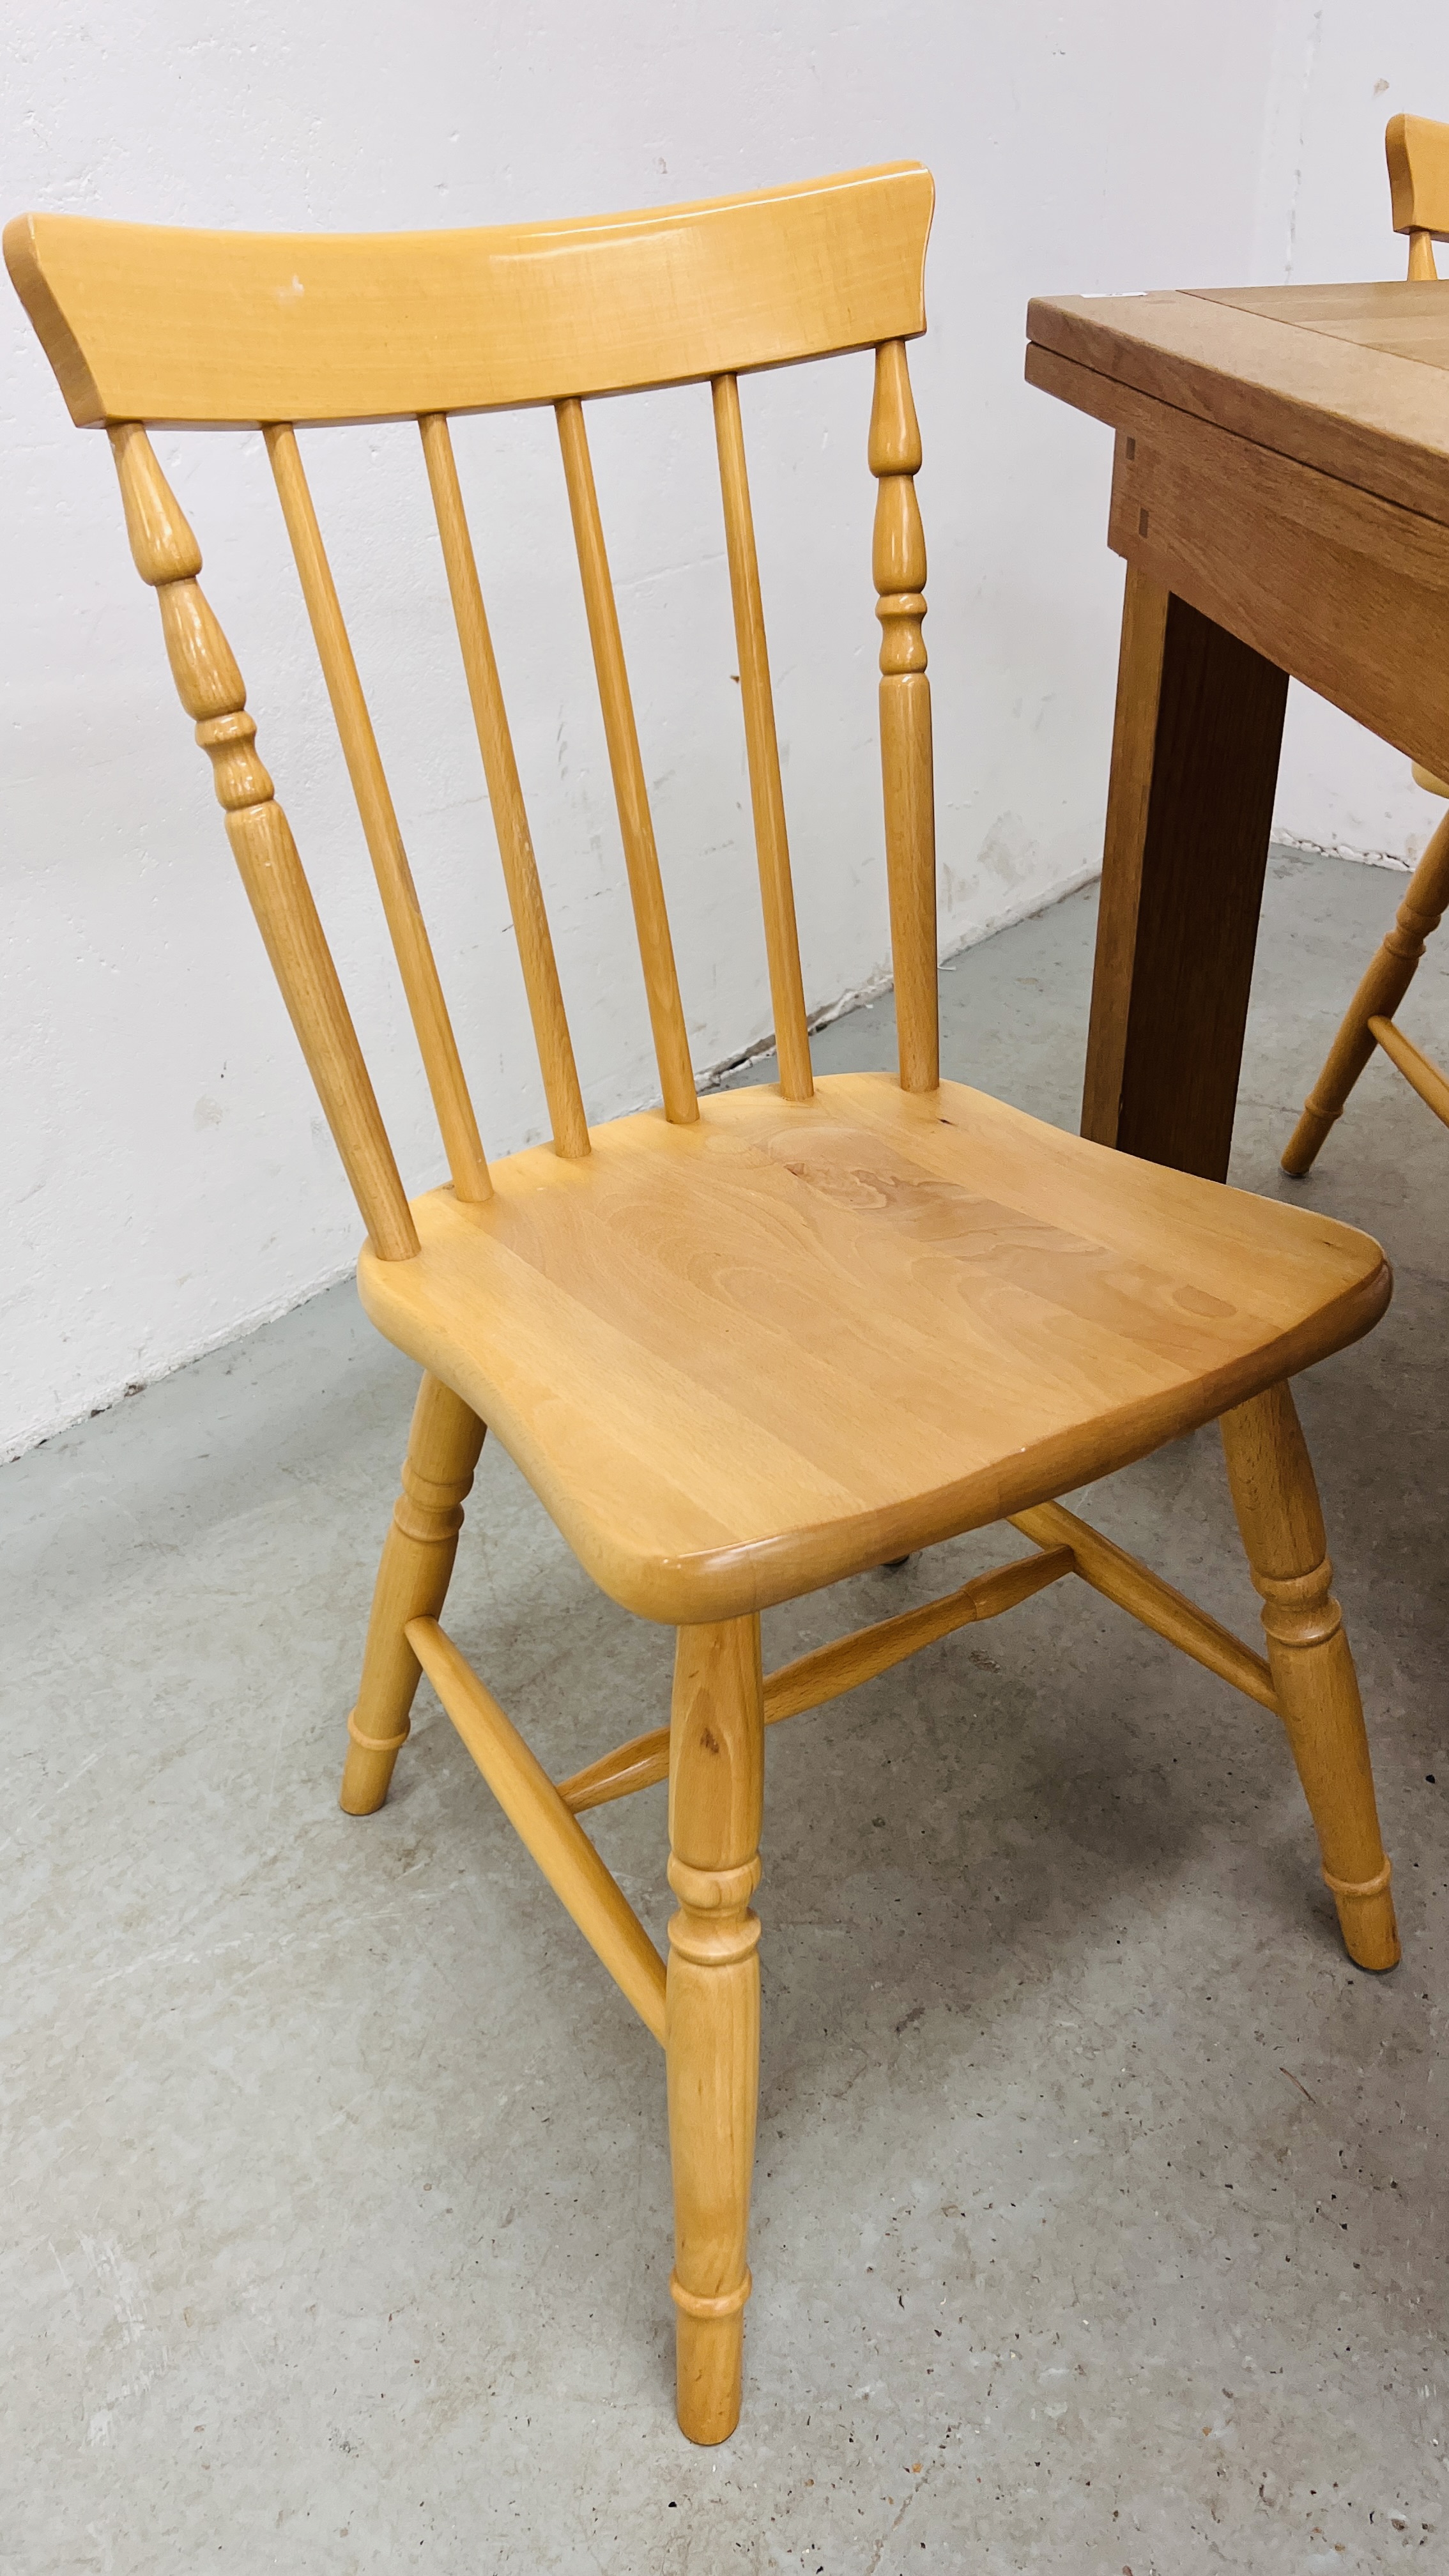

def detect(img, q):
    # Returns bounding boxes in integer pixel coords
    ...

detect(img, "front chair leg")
[666,1617,765,2445]
[339,1372,486,1815]
[1220,1382,1399,1971]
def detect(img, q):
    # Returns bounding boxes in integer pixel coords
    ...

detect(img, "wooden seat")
[6,162,1402,2451]
[365,1071,1386,1622]
[1283,112,1449,1176]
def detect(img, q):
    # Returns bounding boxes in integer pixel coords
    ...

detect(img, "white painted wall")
[1253,2,1449,865]
[2,1,1442,1458]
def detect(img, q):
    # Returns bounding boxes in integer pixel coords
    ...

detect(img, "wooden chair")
[1283,113,1449,1176]
[6,165,1402,2447]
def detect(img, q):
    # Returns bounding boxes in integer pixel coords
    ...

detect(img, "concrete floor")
[6,847,1449,2575]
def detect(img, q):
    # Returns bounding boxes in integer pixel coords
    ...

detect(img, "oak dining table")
[1027,278,1449,1183]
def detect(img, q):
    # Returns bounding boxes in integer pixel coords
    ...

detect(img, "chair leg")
[339,1372,486,1816]
[666,1617,764,2445]
[1282,804,1449,1174]
[1219,1383,1399,1971]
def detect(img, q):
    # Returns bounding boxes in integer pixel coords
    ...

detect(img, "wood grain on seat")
[359,1071,1389,1621]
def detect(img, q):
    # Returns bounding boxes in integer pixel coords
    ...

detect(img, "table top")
[1027,280,1449,527]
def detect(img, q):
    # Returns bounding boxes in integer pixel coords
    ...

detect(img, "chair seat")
[358,1071,1388,1621]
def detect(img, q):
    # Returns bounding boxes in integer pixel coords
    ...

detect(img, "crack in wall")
[1283,2,1325,283]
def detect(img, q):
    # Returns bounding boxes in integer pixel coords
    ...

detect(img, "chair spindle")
[418,413,590,1160]
[264,423,492,1202]
[711,375,813,1102]
[555,396,698,1126]
[870,339,939,1094]
[108,424,418,1262]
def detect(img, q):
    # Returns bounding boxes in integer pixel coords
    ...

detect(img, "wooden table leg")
[1082,566,1289,1181]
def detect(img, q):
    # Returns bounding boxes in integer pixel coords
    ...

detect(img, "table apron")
[1028,344,1449,781]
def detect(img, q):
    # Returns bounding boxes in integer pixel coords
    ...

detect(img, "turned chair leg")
[1282,804,1449,1174]
[666,1618,764,2445]
[1220,1383,1399,1971]
[339,1372,486,1816]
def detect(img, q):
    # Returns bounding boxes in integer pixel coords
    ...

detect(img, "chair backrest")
[4,165,937,1263]
[1387,112,1449,279]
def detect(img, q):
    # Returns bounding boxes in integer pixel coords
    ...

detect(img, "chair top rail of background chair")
[3,162,933,430]
[1387,112,1449,250]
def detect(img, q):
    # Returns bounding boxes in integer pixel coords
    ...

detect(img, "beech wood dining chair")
[7,164,1402,2447]
[1283,112,1449,1175]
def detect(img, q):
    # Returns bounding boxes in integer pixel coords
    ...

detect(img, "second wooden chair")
[1283,112,1449,1175]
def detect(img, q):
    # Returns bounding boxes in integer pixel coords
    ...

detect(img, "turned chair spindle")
[108,422,418,1262]
[10,160,1403,2450]
[870,337,938,1094]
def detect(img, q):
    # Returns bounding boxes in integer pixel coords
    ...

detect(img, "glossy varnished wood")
[358,1070,1388,1622]
[3,164,933,427]
[13,164,1407,2451]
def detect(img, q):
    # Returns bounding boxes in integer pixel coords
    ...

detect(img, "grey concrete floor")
[6,847,1449,2575]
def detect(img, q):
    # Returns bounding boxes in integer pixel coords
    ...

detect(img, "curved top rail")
[1386,113,1449,244]
[4,162,933,429]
